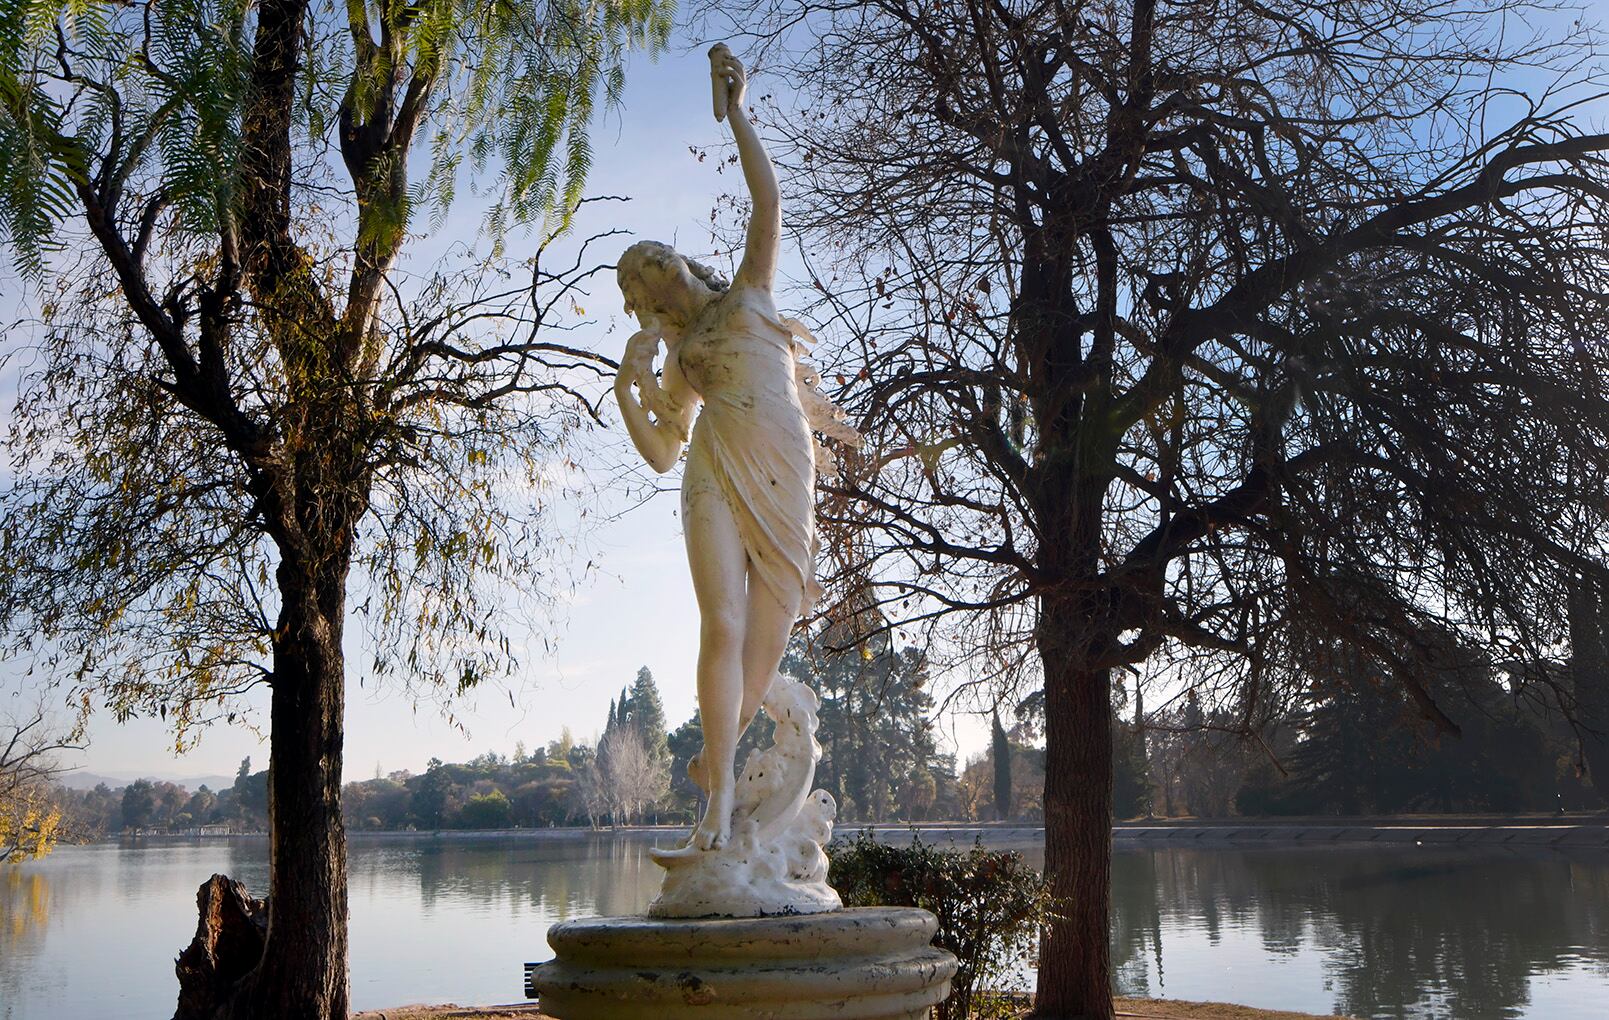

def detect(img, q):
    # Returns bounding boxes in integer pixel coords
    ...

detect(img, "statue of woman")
[613,45,856,854]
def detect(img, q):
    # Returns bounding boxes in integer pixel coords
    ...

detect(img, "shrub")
[828,830,1046,1019]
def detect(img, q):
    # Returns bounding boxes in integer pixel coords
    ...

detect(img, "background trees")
[734,1,1609,1015]
[0,1,668,1015]
[781,625,961,822]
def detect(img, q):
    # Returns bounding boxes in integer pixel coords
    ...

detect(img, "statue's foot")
[693,786,734,850]
[690,812,728,851]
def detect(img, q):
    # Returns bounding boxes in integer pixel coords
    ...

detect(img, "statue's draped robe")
[676,299,858,614]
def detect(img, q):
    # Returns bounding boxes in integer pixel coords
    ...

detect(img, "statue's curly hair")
[618,240,729,316]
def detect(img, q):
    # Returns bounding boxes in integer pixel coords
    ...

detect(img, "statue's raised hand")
[617,328,681,426]
[709,43,747,122]
[619,328,660,387]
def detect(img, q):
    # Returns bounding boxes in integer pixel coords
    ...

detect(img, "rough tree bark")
[1036,641,1115,1020]
[236,555,353,1018]
[173,875,269,1020]
[1033,479,1120,1020]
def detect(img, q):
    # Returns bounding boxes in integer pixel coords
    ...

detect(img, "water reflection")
[400,833,663,919]
[0,836,1604,1020]
[1107,847,1609,1019]
[1,869,52,1008]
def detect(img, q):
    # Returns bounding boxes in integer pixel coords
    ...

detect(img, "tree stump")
[173,874,269,1020]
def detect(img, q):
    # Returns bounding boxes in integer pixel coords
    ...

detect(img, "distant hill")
[56,771,237,792]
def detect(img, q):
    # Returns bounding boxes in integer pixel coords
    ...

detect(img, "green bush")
[827,830,1046,1020]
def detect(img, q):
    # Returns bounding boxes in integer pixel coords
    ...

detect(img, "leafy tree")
[624,666,669,763]
[752,2,1609,1013]
[781,623,947,823]
[0,706,69,861]
[547,727,577,766]
[121,779,157,831]
[458,789,513,829]
[665,714,706,821]
[1568,575,1609,803]
[411,758,452,830]
[0,1,668,1015]
[1111,716,1150,821]
[184,787,220,824]
[961,737,1046,823]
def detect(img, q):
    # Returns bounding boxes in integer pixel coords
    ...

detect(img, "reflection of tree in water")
[1109,850,1164,998]
[1,868,52,1004]
[390,833,664,921]
[1107,847,1609,1019]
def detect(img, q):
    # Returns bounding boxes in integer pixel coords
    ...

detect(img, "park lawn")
[354,999,1353,1019]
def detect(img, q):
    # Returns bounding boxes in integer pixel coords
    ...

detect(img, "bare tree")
[599,725,671,826]
[570,746,611,830]
[721,2,1609,1016]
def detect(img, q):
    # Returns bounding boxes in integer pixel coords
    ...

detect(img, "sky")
[0,36,993,785]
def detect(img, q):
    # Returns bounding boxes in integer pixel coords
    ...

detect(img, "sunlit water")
[2,833,1605,1019]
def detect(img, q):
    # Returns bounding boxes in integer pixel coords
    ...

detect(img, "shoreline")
[85,812,1609,851]
[353,998,1354,1020]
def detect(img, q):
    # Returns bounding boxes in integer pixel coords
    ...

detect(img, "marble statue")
[613,43,859,917]
[530,50,956,1014]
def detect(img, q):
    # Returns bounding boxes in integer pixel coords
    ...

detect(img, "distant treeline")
[1140,668,1604,819]
[54,635,1604,839]
[340,627,983,831]
[55,758,270,837]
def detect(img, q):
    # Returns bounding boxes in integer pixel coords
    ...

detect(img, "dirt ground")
[354,999,1351,1019]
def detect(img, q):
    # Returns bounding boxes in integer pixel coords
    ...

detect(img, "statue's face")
[620,250,700,327]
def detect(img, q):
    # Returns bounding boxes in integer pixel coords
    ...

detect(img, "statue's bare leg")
[736,579,801,734]
[683,453,747,851]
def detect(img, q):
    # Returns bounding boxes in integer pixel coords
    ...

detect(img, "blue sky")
[0,38,990,784]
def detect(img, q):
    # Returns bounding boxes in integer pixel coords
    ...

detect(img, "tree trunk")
[233,557,351,1019]
[1569,575,1609,804]
[1033,594,1115,1020]
[173,876,269,1020]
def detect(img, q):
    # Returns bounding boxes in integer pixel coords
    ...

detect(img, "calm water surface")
[1,834,1605,1020]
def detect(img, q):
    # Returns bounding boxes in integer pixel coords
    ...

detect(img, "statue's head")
[618,240,729,327]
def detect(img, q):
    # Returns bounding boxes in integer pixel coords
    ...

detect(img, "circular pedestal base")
[529,907,957,1019]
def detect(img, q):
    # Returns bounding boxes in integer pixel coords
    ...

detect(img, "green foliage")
[0,0,671,273]
[623,666,668,762]
[333,748,589,830]
[0,0,670,744]
[828,831,1047,1020]
[1255,672,1570,816]
[0,0,251,271]
[1112,717,1151,821]
[782,627,959,823]
[458,789,512,828]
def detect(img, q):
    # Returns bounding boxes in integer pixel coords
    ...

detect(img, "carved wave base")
[528,908,958,1020]
[648,675,842,919]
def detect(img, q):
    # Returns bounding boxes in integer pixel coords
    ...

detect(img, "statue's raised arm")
[710,44,780,291]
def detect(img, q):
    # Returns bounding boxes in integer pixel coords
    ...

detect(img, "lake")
[1,833,1605,1019]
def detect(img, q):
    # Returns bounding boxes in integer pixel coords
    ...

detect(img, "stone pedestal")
[529,907,957,1019]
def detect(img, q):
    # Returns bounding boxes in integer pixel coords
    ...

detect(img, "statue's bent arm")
[615,330,697,473]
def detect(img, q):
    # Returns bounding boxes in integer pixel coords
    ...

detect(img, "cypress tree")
[992,710,1013,822]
